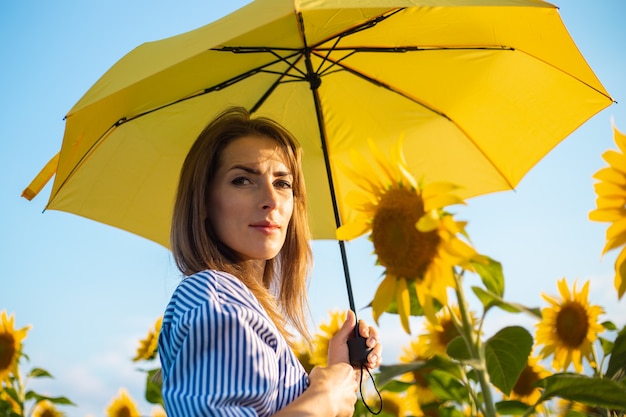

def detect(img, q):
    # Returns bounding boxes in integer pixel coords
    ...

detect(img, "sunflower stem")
[454,270,497,417]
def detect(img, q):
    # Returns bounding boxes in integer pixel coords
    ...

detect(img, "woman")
[158,107,382,416]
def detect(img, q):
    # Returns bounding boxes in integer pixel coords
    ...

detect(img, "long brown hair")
[171,107,312,342]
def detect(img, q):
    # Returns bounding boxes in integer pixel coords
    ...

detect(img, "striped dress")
[158,270,310,416]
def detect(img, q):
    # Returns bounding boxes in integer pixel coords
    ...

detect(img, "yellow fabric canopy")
[25,0,613,248]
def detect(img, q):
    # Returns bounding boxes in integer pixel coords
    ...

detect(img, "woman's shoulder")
[166,270,261,317]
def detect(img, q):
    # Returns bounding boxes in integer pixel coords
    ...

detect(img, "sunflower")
[378,390,420,417]
[589,121,626,299]
[132,316,162,362]
[32,400,65,417]
[336,138,481,332]
[310,310,346,367]
[556,398,603,417]
[106,388,141,417]
[534,278,604,373]
[504,354,551,407]
[417,306,476,358]
[0,389,21,415]
[398,338,438,407]
[291,338,315,373]
[0,310,31,382]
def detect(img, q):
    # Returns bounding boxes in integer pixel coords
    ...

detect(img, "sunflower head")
[0,310,31,383]
[336,138,479,333]
[32,400,65,417]
[132,316,162,362]
[534,278,604,373]
[291,338,315,373]
[310,310,347,368]
[589,121,626,299]
[504,355,551,407]
[398,338,438,406]
[418,306,476,358]
[106,388,141,417]
[557,398,603,417]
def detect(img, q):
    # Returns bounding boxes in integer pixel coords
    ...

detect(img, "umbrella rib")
[50,54,311,201]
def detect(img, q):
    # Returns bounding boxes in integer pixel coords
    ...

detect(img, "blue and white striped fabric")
[158,270,309,417]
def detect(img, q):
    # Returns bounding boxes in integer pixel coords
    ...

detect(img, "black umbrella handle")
[348,334,372,367]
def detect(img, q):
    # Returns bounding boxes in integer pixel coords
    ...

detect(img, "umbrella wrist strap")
[358,364,382,415]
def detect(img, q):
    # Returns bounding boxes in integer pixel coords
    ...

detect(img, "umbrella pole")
[304,55,372,368]
[303,71,358,317]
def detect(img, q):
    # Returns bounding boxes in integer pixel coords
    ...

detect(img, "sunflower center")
[439,319,459,347]
[40,409,56,417]
[555,301,589,348]
[513,365,539,396]
[117,407,132,417]
[371,188,440,279]
[0,333,16,371]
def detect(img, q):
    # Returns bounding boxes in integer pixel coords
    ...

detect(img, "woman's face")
[208,135,294,262]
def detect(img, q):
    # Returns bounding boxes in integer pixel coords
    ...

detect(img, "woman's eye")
[232,177,251,186]
[275,180,292,189]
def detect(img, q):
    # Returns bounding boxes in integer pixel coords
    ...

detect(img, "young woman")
[158,107,382,416]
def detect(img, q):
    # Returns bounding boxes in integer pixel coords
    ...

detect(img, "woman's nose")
[260,182,278,210]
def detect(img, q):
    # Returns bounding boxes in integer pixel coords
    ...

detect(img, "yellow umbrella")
[24,0,611,315]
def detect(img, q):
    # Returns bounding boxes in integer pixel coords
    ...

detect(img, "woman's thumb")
[335,310,357,341]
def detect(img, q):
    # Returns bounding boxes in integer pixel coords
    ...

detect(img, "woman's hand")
[308,364,358,417]
[327,310,383,370]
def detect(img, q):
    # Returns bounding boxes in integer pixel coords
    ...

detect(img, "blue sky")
[2,1,626,416]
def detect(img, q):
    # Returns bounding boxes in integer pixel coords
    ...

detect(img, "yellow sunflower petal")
[423,193,466,212]
[340,157,384,197]
[589,207,626,222]
[421,181,461,200]
[416,211,439,232]
[602,150,626,176]
[396,277,411,334]
[593,167,626,186]
[345,190,378,213]
[367,138,398,186]
[594,181,626,198]
[336,215,371,241]
[391,136,418,189]
[595,195,626,210]
[612,121,626,155]
[372,275,398,324]
[603,217,626,254]
[615,246,626,299]
[557,278,572,300]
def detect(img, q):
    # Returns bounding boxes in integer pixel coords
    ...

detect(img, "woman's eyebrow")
[229,164,292,177]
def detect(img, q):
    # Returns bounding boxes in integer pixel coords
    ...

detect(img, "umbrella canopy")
[25,0,611,258]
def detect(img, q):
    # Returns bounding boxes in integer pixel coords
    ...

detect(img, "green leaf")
[602,320,618,331]
[27,367,53,378]
[446,336,471,361]
[379,379,413,393]
[24,392,75,406]
[538,373,626,410]
[599,336,614,357]
[485,326,533,395]
[145,368,164,405]
[377,355,463,386]
[607,326,626,380]
[472,286,541,318]
[471,256,505,297]
[495,400,534,415]
[426,369,468,403]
